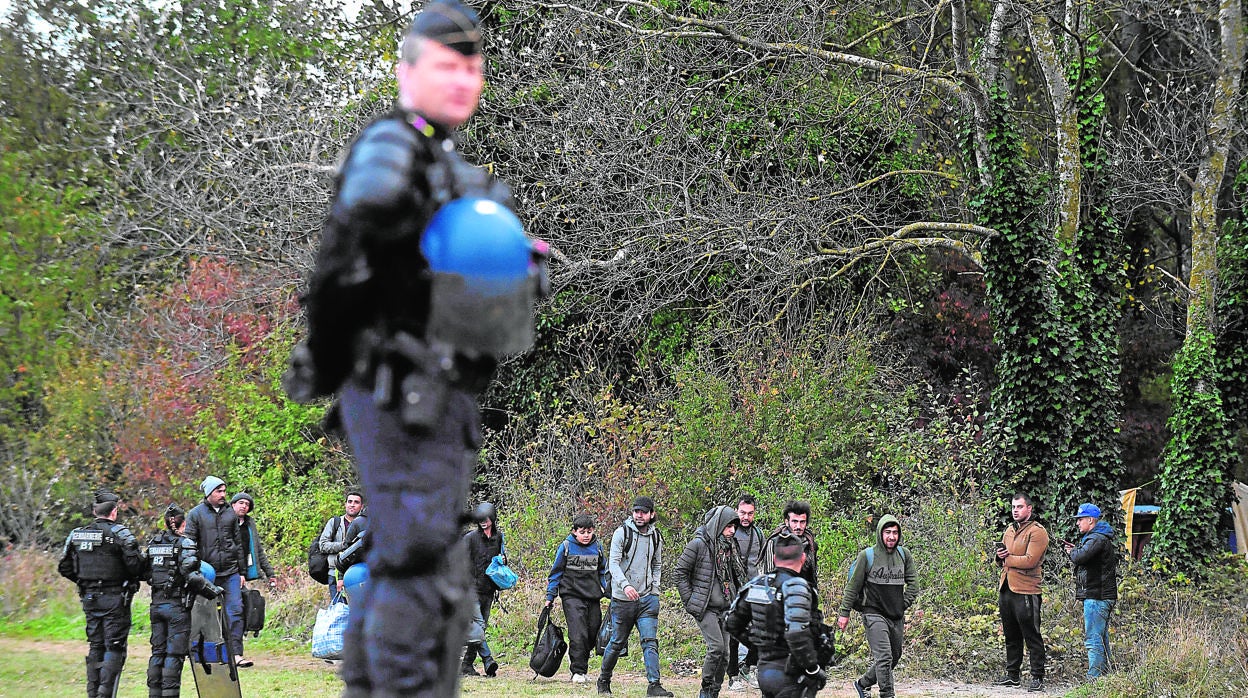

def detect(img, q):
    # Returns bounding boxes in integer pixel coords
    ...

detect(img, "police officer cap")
[165,503,185,519]
[94,490,120,505]
[407,0,482,56]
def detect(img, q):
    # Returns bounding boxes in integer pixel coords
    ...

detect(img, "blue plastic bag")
[486,553,518,590]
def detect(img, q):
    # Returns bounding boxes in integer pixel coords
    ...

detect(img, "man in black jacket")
[184,475,247,666]
[59,490,145,698]
[461,502,502,677]
[675,505,744,698]
[1063,503,1118,680]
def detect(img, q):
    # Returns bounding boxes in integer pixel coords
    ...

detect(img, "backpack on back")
[308,516,341,585]
[847,546,907,611]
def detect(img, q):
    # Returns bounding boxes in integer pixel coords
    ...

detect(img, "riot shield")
[190,595,242,698]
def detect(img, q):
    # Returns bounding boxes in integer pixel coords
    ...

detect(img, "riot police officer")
[58,491,145,698]
[283,1,545,694]
[725,537,827,698]
[142,504,222,698]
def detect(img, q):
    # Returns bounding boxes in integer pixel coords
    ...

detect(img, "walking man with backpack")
[837,515,919,698]
[317,490,365,604]
[598,496,674,697]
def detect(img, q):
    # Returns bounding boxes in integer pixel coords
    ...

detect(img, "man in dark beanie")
[58,490,145,698]
[282,0,546,694]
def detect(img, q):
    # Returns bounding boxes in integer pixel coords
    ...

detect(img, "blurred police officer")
[283,1,545,694]
[142,504,222,698]
[725,538,826,698]
[58,490,145,698]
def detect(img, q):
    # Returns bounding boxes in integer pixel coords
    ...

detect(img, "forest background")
[1,0,1246,694]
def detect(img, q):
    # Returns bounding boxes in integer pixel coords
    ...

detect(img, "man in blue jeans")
[598,496,673,697]
[1063,503,1118,680]
[184,476,249,667]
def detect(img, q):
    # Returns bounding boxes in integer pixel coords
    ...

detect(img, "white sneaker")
[745,669,759,689]
[726,678,747,691]
[572,673,588,684]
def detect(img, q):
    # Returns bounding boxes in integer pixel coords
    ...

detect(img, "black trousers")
[728,636,758,677]
[82,589,132,698]
[561,596,602,675]
[999,586,1045,679]
[148,599,190,697]
[338,380,480,696]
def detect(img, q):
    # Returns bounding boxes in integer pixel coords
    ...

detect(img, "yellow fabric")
[1120,488,1139,554]
[1232,482,1248,556]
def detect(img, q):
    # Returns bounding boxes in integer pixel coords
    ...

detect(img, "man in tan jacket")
[993,493,1049,692]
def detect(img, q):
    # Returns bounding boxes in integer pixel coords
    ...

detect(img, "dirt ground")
[0,636,1063,697]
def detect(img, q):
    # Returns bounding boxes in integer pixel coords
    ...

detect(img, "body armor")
[61,520,139,585]
[727,568,820,668]
[145,530,210,603]
[288,111,546,408]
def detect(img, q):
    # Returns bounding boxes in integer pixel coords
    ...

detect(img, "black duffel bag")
[529,605,568,678]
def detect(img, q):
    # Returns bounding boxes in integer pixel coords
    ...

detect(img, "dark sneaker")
[992,674,1020,687]
[460,663,480,677]
[1027,678,1045,692]
[852,679,868,698]
[597,677,612,695]
[647,682,675,697]
[483,657,498,677]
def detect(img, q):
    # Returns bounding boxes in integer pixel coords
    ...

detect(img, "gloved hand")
[797,667,827,692]
[207,585,224,599]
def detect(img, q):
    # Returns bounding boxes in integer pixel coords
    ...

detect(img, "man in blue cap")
[1063,503,1118,681]
[283,0,545,694]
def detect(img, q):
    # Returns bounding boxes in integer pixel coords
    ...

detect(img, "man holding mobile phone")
[1063,503,1118,681]
[993,493,1049,692]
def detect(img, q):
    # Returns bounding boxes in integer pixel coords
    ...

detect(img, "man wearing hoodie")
[675,505,746,698]
[184,475,247,667]
[993,493,1049,692]
[546,513,608,683]
[837,515,919,698]
[598,496,673,697]
[462,503,504,677]
[1063,503,1118,681]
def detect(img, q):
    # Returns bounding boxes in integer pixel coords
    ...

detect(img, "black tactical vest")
[69,520,130,583]
[146,531,185,599]
[743,572,787,653]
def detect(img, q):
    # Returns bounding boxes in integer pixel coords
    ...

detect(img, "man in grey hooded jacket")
[675,505,745,698]
[837,515,919,698]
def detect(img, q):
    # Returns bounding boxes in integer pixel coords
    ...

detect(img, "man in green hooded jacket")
[837,515,919,698]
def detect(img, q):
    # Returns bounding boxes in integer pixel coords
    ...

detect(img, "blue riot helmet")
[343,563,369,601]
[200,561,216,585]
[420,197,536,358]
[421,197,530,292]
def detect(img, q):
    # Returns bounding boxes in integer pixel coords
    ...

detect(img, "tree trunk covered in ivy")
[973,90,1063,505]
[1151,0,1244,571]
[1049,39,1125,525]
